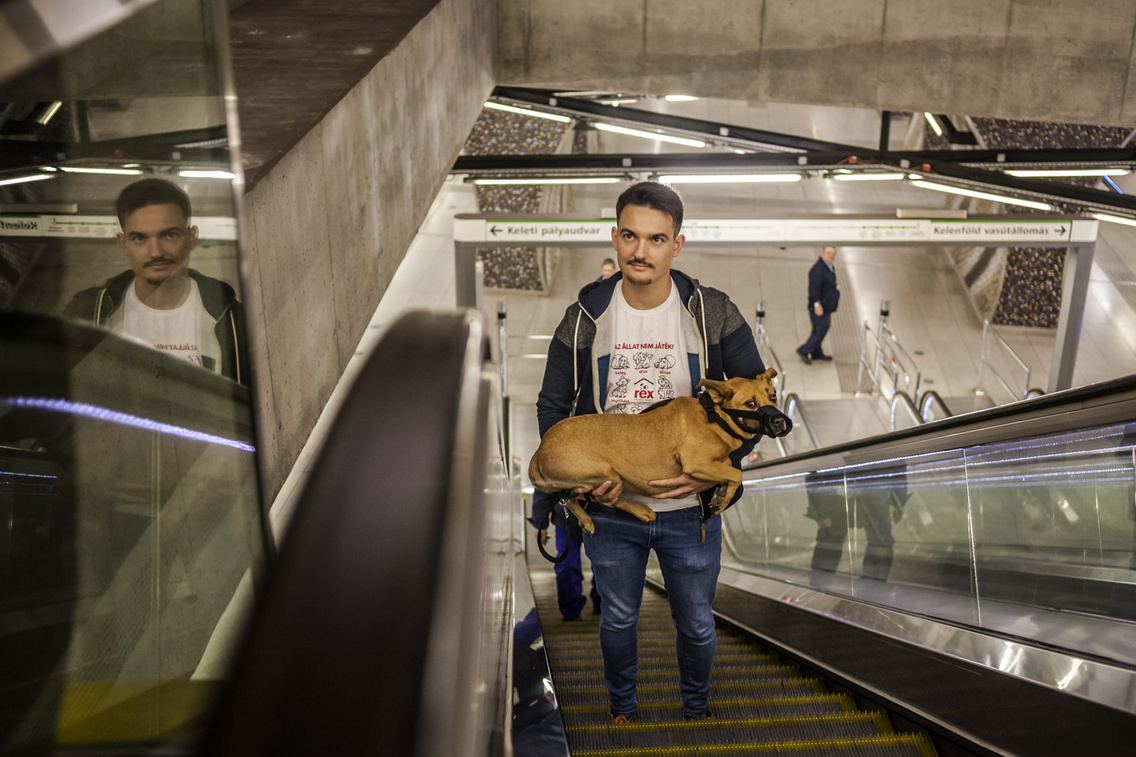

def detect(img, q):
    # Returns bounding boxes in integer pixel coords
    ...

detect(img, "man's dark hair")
[115,178,192,227]
[615,181,684,236]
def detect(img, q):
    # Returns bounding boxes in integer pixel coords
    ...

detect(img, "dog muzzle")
[725,405,793,438]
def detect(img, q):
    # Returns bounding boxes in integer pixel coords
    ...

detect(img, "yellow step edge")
[572,732,937,757]
[563,693,856,715]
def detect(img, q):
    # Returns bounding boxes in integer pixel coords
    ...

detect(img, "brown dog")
[529,369,789,534]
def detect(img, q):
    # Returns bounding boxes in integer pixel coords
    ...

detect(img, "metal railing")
[918,390,954,423]
[975,319,1038,403]
[753,300,787,404]
[855,301,922,400]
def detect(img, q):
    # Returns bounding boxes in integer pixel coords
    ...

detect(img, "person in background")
[64,178,248,385]
[599,257,617,280]
[796,245,839,365]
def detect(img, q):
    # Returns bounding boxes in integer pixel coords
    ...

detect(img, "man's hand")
[813,303,824,316]
[536,528,549,546]
[648,453,717,499]
[571,480,623,506]
[890,504,904,524]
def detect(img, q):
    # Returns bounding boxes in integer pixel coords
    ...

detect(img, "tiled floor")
[268,105,1136,529]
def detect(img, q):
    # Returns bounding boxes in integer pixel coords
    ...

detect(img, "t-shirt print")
[605,282,689,416]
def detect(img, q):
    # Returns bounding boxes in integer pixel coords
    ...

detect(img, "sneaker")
[685,709,714,720]
[610,711,636,724]
[813,353,833,361]
[798,352,812,365]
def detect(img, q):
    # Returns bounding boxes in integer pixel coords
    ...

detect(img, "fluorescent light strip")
[58,166,143,176]
[910,180,1053,211]
[924,112,943,137]
[594,122,706,148]
[664,95,699,102]
[36,101,63,125]
[1005,168,1130,178]
[1092,212,1136,227]
[178,170,236,180]
[599,99,638,106]
[8,397,255,452]
[831,172,906,181]
[473,177,620,185]
[659,174,801,184]
[0,174,54,187]
[484,101,571,123]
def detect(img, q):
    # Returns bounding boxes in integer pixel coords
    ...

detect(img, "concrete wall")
[241,0,494,500]
[497,0,1136,125]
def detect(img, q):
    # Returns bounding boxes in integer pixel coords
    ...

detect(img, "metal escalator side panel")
[201,310,488,757]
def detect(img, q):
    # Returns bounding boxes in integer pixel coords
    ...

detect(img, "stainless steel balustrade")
[721,375,1136,716]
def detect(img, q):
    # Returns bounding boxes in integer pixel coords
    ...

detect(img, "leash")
[536,531,569,563]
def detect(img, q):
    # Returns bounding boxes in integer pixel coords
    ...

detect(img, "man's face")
[601,262,617,279]
[821,246,837,265]
[117,203,197,287]
[611,204,684,287]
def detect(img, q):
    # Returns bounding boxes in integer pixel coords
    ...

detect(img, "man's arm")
[808,262,824,314]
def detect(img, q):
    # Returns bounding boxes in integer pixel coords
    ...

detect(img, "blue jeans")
[554,526,602,619]
[798,309,831,358]
[582,506,722,718]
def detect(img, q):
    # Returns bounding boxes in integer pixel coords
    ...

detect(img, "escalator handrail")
[745,372,1136,474]
[780,392,820,449]
[888,389,920,431]
[201,309,496,757]
[916,389,953,422]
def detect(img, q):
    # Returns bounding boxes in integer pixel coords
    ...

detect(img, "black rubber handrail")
[917,389,953,422]
[202,310,491,757]
[746,373,1136,473]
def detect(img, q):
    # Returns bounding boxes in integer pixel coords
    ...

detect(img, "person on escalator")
[529,498,601,620]
[63,178,249,386]
[532,181,765,723]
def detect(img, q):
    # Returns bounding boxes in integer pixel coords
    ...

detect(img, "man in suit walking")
[797,246,840,365]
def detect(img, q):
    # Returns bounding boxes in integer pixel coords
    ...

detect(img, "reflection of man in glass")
[64,178,248,385]
[806,464,908,582]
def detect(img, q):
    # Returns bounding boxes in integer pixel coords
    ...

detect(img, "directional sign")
[0,214,238,241]
[454,215,1095,246]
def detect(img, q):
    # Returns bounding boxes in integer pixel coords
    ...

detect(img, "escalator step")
[549,650,777,669]
[554,677,827,702]
[568,711,896,750]
[551,664,805,686]
[562,693,858,724]
[568,731,937,756]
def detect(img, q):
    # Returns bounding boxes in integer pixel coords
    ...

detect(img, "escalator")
[531,569,936,756]
[518,375,1136,756]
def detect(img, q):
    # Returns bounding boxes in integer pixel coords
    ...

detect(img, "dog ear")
[698,378,731,401]
[761,367,778,381]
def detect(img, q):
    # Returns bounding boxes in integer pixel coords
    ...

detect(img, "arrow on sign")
[490,225,502,236]
[1057,226,1066,235]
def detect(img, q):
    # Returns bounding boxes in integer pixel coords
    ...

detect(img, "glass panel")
[921,394,951,423]
[967,425,1136,630]
[0,0,264,753]
[890,393,920,432]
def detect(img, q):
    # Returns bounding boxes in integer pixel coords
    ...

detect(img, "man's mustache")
[627,259,653,268]
[145,257,177,267]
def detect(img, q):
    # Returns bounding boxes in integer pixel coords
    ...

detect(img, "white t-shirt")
[118,278,222,373]
[605,280,697,513]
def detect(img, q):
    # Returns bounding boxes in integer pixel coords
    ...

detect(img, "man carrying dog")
[533,181,764,723]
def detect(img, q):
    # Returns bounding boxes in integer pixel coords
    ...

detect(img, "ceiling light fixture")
[599,98,638,106]
[911,179,1052,211]
[831,172,906,181]
[472,177,620,185]
[594,123,706,148]
[57,166,143,176]
[924,113,943,137]
[178,170,236,180]
[0,173,55,187]
[659,174,802,184]
[664,95,699,102]
[1005,168,1131,178]
[1091,212,1136,227]
[484,101,571,123]
[36,101,63,125]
